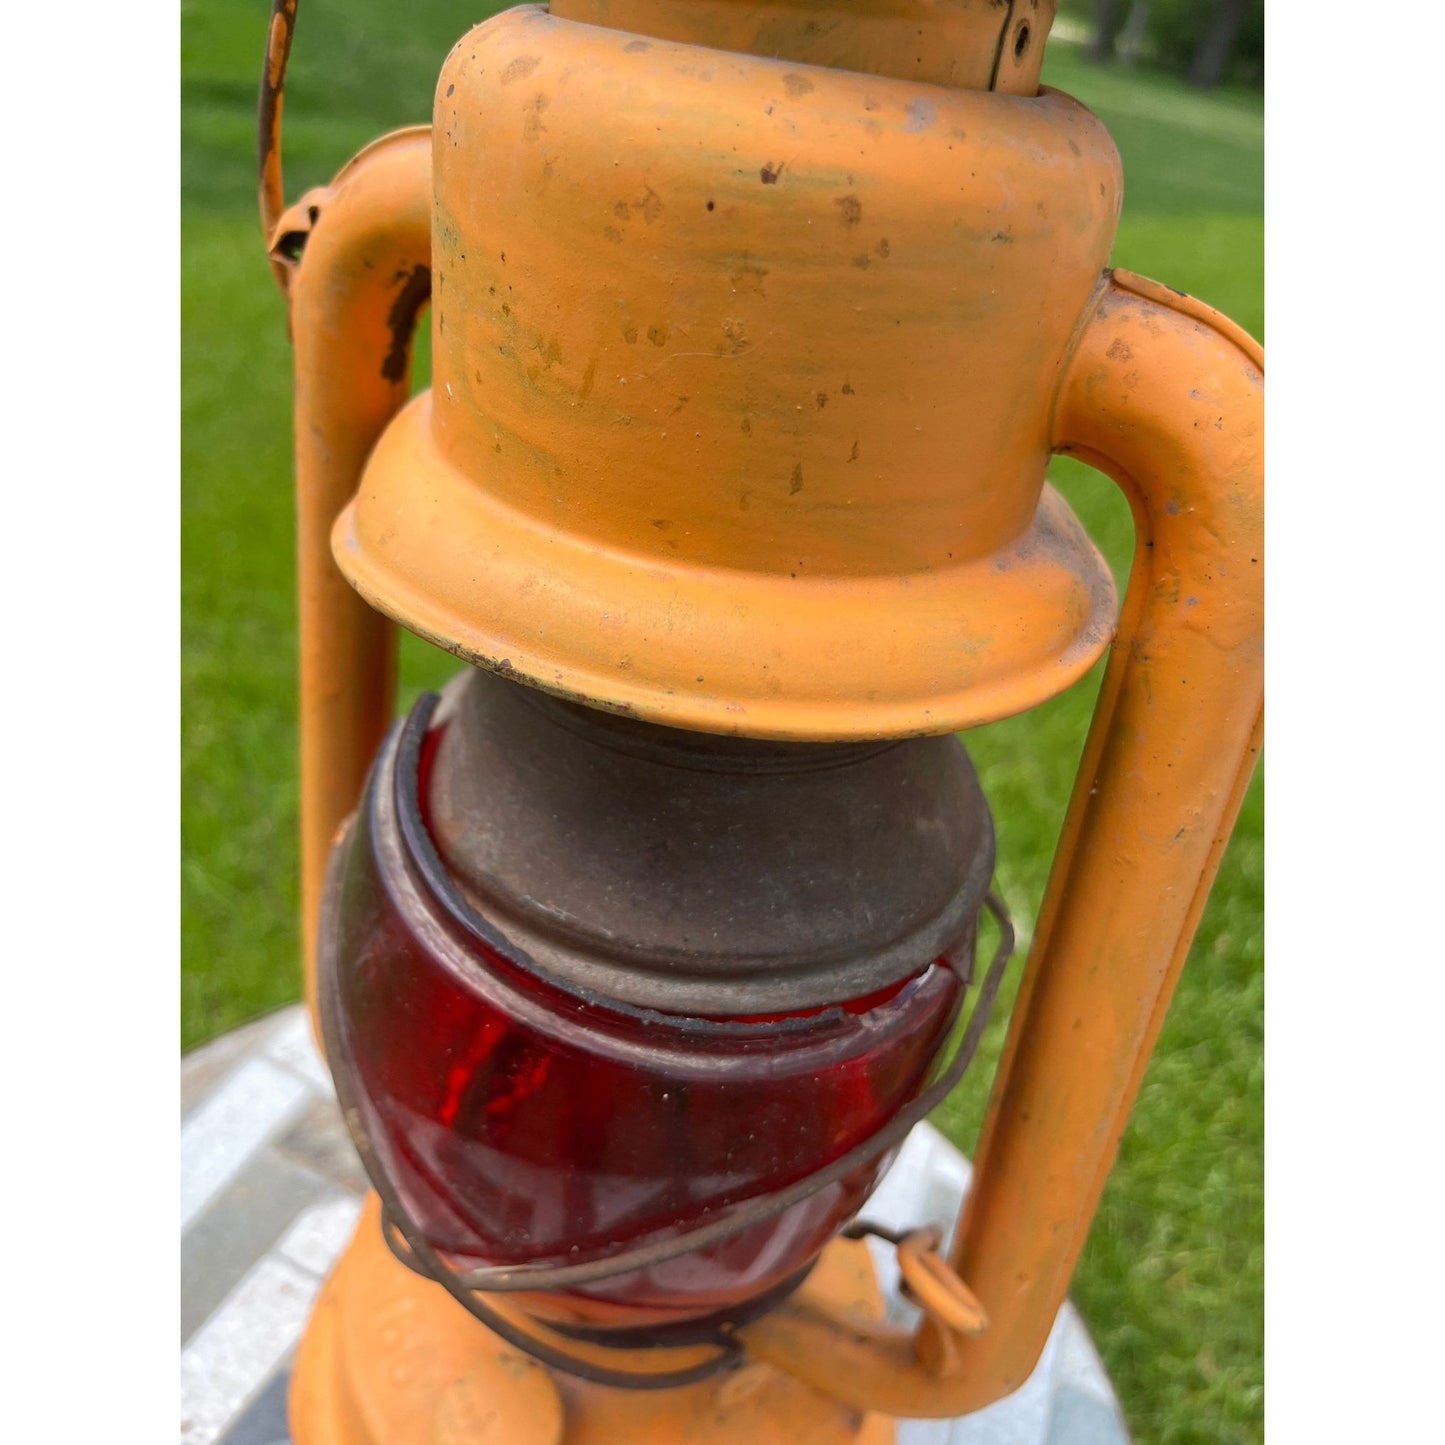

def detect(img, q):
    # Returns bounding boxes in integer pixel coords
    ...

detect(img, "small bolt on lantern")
[257,1,1262,1440]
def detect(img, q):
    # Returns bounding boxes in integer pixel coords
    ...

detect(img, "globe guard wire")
[318,710,1015,1386]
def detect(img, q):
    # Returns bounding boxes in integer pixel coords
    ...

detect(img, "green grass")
[183,10,1261,1440]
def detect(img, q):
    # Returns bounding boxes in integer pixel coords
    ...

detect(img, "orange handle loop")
[258,0,300,293]
[739,273,1263,1418]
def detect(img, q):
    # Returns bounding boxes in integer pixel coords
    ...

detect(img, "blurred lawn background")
[182,4,1261,1439]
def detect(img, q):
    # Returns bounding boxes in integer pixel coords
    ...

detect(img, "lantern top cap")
[337,416,1116,741]
[549,0,1056,93]
[335,0,1117,742]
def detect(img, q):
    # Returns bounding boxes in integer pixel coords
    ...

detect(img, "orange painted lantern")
[259,1,1263,1440]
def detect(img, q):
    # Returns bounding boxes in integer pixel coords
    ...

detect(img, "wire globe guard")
[310,682,1014,1391]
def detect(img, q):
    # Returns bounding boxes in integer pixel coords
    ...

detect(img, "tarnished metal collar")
[425,669,996,1014]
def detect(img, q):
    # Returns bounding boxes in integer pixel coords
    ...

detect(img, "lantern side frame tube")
[738,272,1263,1418]
[283,127,432,1029]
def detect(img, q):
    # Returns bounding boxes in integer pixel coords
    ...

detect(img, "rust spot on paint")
[760,161,784,184]
[603,225,623,244]
[1106,338,1133,362]
[876,238,891,258]
[852,255,871,269]
[579,358,597,400]
[836,195,863,226]
[501,55,540,84]
[789,463,804,495]
[614,200,631,220]
[848,439,860,461]
[816,393,828,409]
[731,262,769,295]
[623,39,651,53]
[623,324,639,344]
[721,317,749,353]
[905,98,937,132]
[841,382,855,395]
[534,339,560,381]
[647,324,669,347]
[783,73,814,97]
[381,264,431,383]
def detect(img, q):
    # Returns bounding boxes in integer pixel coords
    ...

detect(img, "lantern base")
[289,1192,893,1445]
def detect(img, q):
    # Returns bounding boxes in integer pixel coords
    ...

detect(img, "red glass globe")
[322,693,969,1336]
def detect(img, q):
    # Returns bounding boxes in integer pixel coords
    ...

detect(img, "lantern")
[258,0,1263,1440]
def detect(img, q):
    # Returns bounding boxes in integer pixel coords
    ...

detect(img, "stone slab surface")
[181,1005,1130,1445]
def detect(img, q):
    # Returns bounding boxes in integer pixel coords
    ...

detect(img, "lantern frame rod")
[280,130,431,1027]
[737,272,1263,1417]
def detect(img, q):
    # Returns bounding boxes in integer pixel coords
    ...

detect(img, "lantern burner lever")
[842,1222,990,1338]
